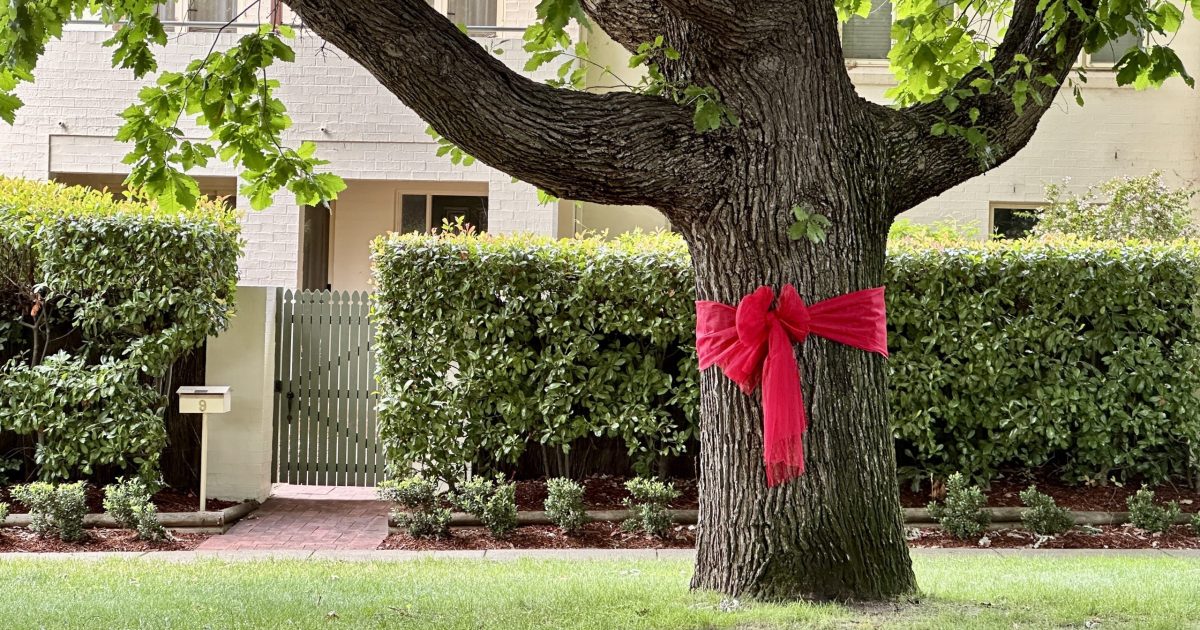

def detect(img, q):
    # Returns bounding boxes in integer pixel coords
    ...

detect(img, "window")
[991,206,1040,239]
[397,193,489,233]
[186,0,237,23]
[842,0,893,60]
[426,0,498,28]
[1088,31,1143,65]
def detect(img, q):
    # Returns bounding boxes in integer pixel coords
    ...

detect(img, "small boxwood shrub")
[103,478,167,542]
[927,473,990,539]
[450,476,518,538]
[0,177,241,481]
[378,475,450,538]
[544,477,587,533]
[11,481,87,542]
[0,502,8,524]
[372,232,1200,487]
[621,478,679,537]
[1191,513,1200,537]
[1126,486,1181,533]
[1019,486,1073,535]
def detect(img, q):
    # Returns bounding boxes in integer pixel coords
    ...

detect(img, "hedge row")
[0,178,242,481]
[371,231,1200,485]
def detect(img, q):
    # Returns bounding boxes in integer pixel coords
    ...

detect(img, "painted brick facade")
[0,12,556,288]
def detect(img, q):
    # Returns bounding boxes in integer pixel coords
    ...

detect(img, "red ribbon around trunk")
[696,285,889,487]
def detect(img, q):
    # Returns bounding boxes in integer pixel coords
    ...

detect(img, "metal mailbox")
[177,386,232,415]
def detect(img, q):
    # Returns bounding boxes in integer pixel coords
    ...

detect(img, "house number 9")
[198,399,207,412]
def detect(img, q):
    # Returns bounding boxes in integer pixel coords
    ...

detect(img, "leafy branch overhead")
[2,0,1199,215]
[1,2,344,211]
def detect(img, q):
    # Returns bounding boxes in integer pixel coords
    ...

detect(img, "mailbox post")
[177,386,232,512]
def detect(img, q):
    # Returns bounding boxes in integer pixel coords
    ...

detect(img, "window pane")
[156,1,176,21]
[842,0,892,60]
[992,207,1039,239]
[400,195,428,234]
[446,0,496,26]
[431,195,488,232]
[1091,31,1142,64]
[187,0,236,22]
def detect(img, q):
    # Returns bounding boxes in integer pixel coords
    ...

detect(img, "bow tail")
[761,319,807,487]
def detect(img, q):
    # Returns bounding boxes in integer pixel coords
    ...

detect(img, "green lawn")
[0,554,1197,629]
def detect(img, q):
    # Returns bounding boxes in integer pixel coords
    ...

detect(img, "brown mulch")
[909,525,1200,549]
[0,528,209,553]
[0,485,239,515]
[899,472,1200,513]
[379,521,696,551]
[513,475,699,511]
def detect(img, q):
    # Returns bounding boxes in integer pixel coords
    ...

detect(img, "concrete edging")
[0,500,260,533]
[389,506,1194,529]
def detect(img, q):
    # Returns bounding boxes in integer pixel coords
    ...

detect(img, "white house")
[2,0,1197,292]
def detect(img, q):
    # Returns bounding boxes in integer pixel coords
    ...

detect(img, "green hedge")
[371,231,1200,485]
[372,231,697,480]
[0,177,242,481]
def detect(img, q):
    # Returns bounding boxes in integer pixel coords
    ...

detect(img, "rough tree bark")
[288,0,1090,601]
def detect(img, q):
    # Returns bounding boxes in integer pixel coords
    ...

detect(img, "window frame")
[839,0,894,64]
[989,202,1044,239]
[426,0,505,29]
[393,187,490,234]
[1081,30,1147,69]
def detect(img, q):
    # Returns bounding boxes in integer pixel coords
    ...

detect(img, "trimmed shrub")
[0,177,242,481]
[621,478,679,537]
[1019,486,1073,535]
[377,475,450,538]
[888,239,1200,486]
[0,502,8,524]
[450,476,518,538]
[372,232,1200,486]
[927,473,990,539]
[103,478,167,542]
[372,230,696,481]
[1191,513,1200,537]
[544,477,587,533]
[11,481,87,542]
[1126,486,1181,533]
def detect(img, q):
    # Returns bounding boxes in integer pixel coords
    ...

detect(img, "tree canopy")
[1,0,1194,217]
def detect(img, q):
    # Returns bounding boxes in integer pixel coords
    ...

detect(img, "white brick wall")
[0,4,553,288]
[851,22,1200,231]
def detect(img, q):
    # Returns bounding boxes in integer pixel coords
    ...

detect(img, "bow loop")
[696,285,889,487]
[774,284,811,344]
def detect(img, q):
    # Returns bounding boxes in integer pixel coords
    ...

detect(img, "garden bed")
[909,525,1200,549]
[898,474,1200,513]
[380,521,696,551]
[0,528,208,553]
[508,474,1198,513]
[380,523,1200,551]
[0,485,239,515]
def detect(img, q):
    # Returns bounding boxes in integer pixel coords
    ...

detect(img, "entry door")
[301,205,331,291]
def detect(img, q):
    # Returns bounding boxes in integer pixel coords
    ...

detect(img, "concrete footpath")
[1,548,1198,562]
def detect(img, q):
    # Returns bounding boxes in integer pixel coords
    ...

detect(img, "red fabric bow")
[696,285,889,486]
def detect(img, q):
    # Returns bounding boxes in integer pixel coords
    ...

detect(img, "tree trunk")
[679,137,916,601]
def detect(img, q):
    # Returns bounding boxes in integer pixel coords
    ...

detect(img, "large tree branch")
[579,0,666,53]
[286,0,728,217]
[878,0,1092,214]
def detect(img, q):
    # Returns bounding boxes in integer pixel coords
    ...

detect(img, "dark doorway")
[301,204,331,290]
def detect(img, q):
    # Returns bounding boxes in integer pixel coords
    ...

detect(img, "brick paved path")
[197,485,388,551]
